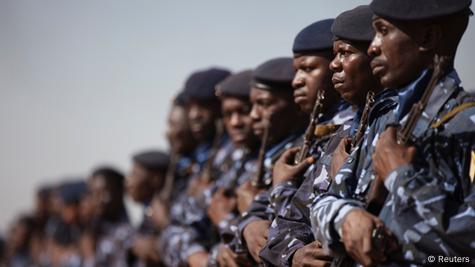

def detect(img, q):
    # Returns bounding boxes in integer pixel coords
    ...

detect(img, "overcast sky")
[0,0,474,231]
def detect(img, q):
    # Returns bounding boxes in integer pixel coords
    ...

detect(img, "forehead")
[293,53,330,65]
[250,87,273,100]
[221,96,249,108]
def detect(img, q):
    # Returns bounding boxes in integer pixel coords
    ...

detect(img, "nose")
[188,106,201,122]
[292,70,304,89]
[250,104,261,122]
[230,113,242,127]
[367,36,381,57]
[329,54,341,72]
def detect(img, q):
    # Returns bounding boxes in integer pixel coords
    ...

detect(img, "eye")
[377,25,389,36]
[300,66,314,73]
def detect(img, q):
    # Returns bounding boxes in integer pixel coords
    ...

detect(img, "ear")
[418,24,442,52]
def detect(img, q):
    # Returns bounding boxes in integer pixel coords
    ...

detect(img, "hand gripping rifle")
[366,54,449,215]
[363,54,450,263]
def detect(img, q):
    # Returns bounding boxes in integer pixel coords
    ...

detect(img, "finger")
[223,250,239,267]
[311,248,333,261]
[360,232,375,267]
[385,126,398,141]
[306,260,332,267]
[279,147,301,164]
[294,156,315,173]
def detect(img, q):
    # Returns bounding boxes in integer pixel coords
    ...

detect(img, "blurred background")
[0,0,474,231]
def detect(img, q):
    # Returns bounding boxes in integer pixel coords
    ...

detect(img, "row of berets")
[2,0,475,266]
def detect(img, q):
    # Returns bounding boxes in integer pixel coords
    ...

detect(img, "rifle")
[158,151,179,205]
[251,114,272,189]
[294,90,325,164]
[366,54,449,215]
[201,119,225,184]
[330,91,376,267]
[350,91,375,150]
[359,55,450,265]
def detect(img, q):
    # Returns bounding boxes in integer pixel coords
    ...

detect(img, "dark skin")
[272,52,339,186]
[242,220,271,263]
[329,39,383,178]
[187,99,220,143]
[126,162,164,205]
[292,52,340,114]
[185,100,222,198]
[166,104,196,155]
[88,173,126,223]
[340,16,450,266]
[127,165,164,264]
[207,96,258,224]
[202,97,259,265]
[292,241,333,267]
[249,88,306,145]
[286,40,385,266]
[240,87,306,264]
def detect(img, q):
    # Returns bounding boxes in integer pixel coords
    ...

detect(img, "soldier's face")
[126,163,154,204]
[330,39,379,107]
[88,176,112,218]
[221,96,257,147]
[166,105,195,154]
[369,16,429,88]
[250,88,299,145]
[292,53,333,113]
[187,100,219,142]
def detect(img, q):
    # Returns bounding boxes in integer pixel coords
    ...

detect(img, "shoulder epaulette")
[431,102,475,129]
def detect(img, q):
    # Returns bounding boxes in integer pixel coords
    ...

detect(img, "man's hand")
[187,176,211,198]
[373,127,416,179]
[242,220,271,263]
[292,241,333,267]
[341,209,391,266]
[216,244,239,267]
[149,195,169,230]
[131,235,160,262]
[188,251,208,267]
[330,138,351,179]
[272,147,314,186]
[207,188,237,226]
[216,244,254,267]
[236,180,262,214]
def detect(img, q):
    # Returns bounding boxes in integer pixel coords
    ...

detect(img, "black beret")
[293,19,335,54]
[183,67,231,102]
[133,150,169,172]
[332,5,375,42]
[216,70,253,98]
[252,57,295,91]
[370,0,472,21]
[58,180,87,205]
[173,91,187,107]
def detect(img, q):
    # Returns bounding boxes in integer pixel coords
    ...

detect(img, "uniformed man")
[147,92,197,233]
[227,57,308,265]
[158,67,234,267]
[51,180,88,267]
[165,70,261,266]
[82,167,132,267]
[127,150,169,267]
[260,8,384,266]
[311,0,475,266]
[3,214,35,267]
